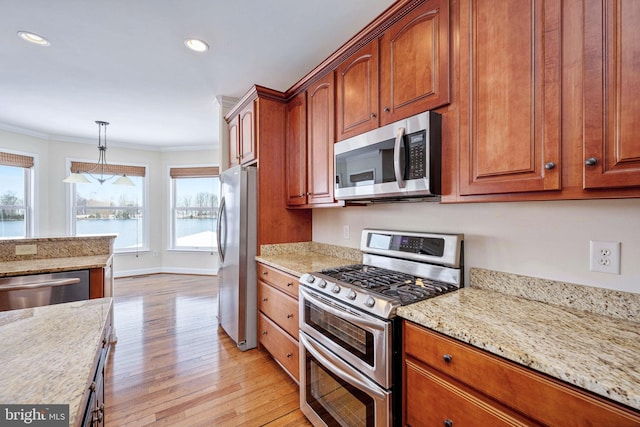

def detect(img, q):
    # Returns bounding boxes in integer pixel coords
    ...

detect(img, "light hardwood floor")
[105,274,312,426]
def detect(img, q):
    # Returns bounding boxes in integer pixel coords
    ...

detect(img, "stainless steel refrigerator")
[216,165,257,351]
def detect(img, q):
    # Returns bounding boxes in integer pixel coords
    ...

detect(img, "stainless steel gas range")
[298,229,464,427]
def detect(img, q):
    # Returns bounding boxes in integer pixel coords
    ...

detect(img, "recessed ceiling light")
[17,31,51,47]
[184,38,209,53]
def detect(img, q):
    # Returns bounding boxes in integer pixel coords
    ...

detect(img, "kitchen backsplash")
[471,268,640,322]
[260,241,362,262]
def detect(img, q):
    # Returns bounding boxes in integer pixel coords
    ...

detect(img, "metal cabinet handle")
[444,419,453,427]
[585,157,598,166]
[286,282,293,287]
[0,278,80,292]
[286,353,292,358]
[544,161,556,170]
[262,270,268,275]
[383,106,390,112]
[443,354,452,363]
[262,297,268,302]
[370,112,376,118]
[262,330,267,335]
[286,314,293,319]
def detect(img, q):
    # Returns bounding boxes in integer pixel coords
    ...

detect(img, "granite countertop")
[0,298,112,426]
[256,241,362,277]
[0,255,112,278]
[398,282,640,411]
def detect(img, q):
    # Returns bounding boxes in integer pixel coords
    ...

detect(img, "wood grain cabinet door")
[583,0,640,189]
[336,39,379,141]
[458,0,562,195]
[306,72,336,205]
[239,102,256,165]
[228,115,240,168]
[285,92,307,206]
[379,0,450,126]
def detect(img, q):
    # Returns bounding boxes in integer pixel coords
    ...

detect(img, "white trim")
[0,147,38,238]
[114,267,218,278]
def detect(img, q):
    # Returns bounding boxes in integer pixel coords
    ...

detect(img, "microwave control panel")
[407,130,426,179]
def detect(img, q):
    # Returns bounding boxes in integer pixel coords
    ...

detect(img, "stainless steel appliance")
[216,165,258,351]
[299,229,464,427]
[0,270,90,311]
[334,111,441,202]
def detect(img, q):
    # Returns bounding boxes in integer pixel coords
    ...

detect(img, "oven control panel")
[361,229,463,268]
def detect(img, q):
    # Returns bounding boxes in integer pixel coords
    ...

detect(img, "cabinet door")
[307,72,336,205]
[239,102,256,165]
[336,39,379,141]
[584,0,640,189]
[458,0,561,195]
[285,92,308,206]
[228,115,240,167]
[379,0,450,126]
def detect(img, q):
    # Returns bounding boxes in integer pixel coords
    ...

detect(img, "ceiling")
[0,0,395,150]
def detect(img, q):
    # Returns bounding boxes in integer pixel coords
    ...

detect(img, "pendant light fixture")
[63,121,135,186]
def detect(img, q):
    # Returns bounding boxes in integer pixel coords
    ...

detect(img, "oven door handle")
[299,287,387,331]
[393,126,406,188]
[300,333,389,400]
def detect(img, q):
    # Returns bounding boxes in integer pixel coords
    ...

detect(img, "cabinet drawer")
[257,263,299,298]
[258,280,298,338]
[405,359,534,427]
[258,312,299,382]
[404,321,640,427]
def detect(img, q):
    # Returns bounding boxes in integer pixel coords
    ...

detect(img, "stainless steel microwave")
[334,111,441,202]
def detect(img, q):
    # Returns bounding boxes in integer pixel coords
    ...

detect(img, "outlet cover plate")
[589,240,621,274]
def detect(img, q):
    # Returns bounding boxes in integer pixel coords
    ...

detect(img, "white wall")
[313,198,640,294]
[0,128,218,276]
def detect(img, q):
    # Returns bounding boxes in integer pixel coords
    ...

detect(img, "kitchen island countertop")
[0,298,112,426]
[0,255,112,277]
[398,270,640,412]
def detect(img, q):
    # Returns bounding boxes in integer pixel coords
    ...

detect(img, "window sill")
[167,248,218,254]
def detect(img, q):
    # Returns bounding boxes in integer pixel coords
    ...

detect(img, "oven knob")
[317,279,327,288]
[346,290,357,300]
[305,275,315,284]
[331,285,341,293]
[364,296,376,307]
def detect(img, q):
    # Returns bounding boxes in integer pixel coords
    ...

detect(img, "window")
[0,151,34,238]
[170,166,219,251]
[69,160,147,252]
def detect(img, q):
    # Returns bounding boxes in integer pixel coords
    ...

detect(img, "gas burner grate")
[320,264,458,305]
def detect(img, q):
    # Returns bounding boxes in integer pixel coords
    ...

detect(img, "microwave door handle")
[393,127,406,188]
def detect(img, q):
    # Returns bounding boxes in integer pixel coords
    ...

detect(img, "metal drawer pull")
[544,161,556,170]
[286,353,292,358]
[287,282,293,287]
[444,419,453,427]
[262,270,268,275]
[262,330,267,335]
[286,314,293,319]
[443,354,452,363]
[585,157,598,166]
[262,297,268,302]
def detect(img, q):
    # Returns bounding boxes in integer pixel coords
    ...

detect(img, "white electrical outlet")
[343,225,350,239]
[589,240,621,274]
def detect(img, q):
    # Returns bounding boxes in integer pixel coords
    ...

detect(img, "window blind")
[0,152,34,169]
[69,161,146,177]
[169,166,219,178]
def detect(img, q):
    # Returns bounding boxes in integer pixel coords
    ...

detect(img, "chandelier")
[63,121,135,186]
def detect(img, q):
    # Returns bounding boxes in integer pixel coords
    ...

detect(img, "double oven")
[298,229,464,426]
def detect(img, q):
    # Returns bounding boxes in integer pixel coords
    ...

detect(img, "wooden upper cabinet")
[285,92,307,206]
[379,0,450,126]
[583,0,640,189]
[458,0,562,196]
[239,102,256,165]
[306,72,336,204]
[228,115,240,167]
[336,39,380,141]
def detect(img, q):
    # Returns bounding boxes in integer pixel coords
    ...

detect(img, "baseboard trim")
[115,267,218,278]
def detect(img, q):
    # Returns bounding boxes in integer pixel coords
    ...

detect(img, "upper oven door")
[299,286,393,389]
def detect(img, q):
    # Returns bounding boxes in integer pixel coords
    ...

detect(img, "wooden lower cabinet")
[257,262,300,383]
[403,321,640,427]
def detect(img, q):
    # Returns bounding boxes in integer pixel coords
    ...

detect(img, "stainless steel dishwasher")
[0,270,90,311]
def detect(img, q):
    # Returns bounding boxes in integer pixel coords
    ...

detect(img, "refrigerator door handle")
[217,196,226,263]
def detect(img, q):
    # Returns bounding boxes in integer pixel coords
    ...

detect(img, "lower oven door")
[299,286,392,388]
[300,332,391,427]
